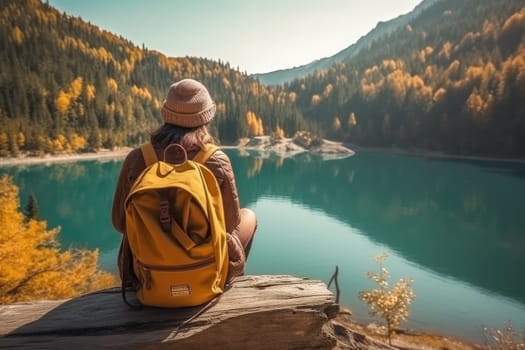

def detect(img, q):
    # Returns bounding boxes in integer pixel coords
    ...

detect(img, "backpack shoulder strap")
[140,143,158,166]
[192,143,219,164]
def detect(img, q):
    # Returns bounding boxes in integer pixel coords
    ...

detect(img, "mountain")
[1,0,525,159]
[278,0,525,158]
[252,0,443,86]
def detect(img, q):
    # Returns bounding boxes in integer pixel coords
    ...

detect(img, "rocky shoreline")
[0,136,355,167]
[234,135,355,160]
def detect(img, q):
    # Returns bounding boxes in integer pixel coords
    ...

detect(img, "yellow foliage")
[246,111,264,136]
[417,46,434,63]
[51,134,69,153]
[69,133,86,152]
[360,65,385,101]
[311,94,322,106]
[445,59,461,78]
[257,118,264,136]
[55,77,87,114]
[222,77,231,89]
[496,49,525,98]
[323,83,333,97]
[216,102,226,114]
[439,41,453,60]
[86,84,96,101]
[11,26,24,45]
[481,62,498,93]
[131,85,152,100]
[70,77,83,100]
[466,90,494,123]
[0,176,116,304]
[502,7,525,35]
[382,59,396,71]
[481,19,498,39]
[274,125,285,139]
[466,91,484,114]
[424,65,434,79]
[466,65,483,82]
[250,82,260,96]
[433,88,447,103]
[386,70,409,105]
[106,78,118,93]
[288,92,297,103]
[55,90,70,114]
[359,253,415,345]
[59,36,116,66]
[97,47,112,63]
[17,132,25,148]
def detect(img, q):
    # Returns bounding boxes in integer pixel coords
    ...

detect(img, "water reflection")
[1,160,122,251]
[229,149,525,304]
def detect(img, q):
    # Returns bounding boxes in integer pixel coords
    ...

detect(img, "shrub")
[483,321,525,350]
[358,252,415,345]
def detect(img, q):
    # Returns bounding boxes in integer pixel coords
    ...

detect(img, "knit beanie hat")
[161,79,216,128]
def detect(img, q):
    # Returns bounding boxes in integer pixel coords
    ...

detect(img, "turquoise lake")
[2,149,525,342]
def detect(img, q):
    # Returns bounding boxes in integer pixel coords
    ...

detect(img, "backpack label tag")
[170,284,191,297]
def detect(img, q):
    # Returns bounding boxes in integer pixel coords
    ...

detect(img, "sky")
[46,0,423,74]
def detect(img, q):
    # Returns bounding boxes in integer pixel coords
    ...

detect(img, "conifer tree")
[24,192,39,222]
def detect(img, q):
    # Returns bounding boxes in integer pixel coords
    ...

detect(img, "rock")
[238,136,354,159]
[0,275,340,350]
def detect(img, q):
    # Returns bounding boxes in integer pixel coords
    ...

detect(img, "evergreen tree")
[24,192,39,222]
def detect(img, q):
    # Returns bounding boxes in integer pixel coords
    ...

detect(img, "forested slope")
[0,0,304,156]
[1,0,525,158]
[284,0,525,157]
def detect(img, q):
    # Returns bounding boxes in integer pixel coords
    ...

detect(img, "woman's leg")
[236,208,257,259]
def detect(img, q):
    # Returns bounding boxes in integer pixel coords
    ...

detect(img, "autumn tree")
[246,111,264,136]
[0,176,117,304]
[359,253,415,345]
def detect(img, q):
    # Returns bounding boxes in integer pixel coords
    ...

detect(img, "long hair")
[150,123,216,151]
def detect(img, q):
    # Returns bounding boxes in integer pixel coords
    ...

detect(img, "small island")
[235,131,355,160]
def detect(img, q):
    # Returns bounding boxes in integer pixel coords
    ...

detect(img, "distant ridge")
[252,0,443,85]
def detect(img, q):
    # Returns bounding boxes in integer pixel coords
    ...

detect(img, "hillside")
[1,0,525,159]
[281,0,525,158]
[0,0,306,157]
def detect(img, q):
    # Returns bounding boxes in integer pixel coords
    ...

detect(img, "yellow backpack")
[122,143,229,308]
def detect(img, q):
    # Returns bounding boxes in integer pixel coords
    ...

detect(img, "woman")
[112,78,257,282]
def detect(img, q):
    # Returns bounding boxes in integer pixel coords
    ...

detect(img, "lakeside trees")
[0,175,116,303]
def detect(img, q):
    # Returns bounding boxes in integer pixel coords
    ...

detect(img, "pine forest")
[1,0,525,158]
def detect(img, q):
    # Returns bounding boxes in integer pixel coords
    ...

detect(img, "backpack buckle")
[159,200,170,232]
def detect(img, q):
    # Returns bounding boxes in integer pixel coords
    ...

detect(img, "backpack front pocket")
[135,258,220,307]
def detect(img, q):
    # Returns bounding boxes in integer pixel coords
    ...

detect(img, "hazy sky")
[46,0,423,74]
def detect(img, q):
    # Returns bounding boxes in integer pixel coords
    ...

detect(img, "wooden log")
[1,275,340,350]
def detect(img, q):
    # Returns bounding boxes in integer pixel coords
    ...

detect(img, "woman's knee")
[237,208,257,246]
[240,208,257,228]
